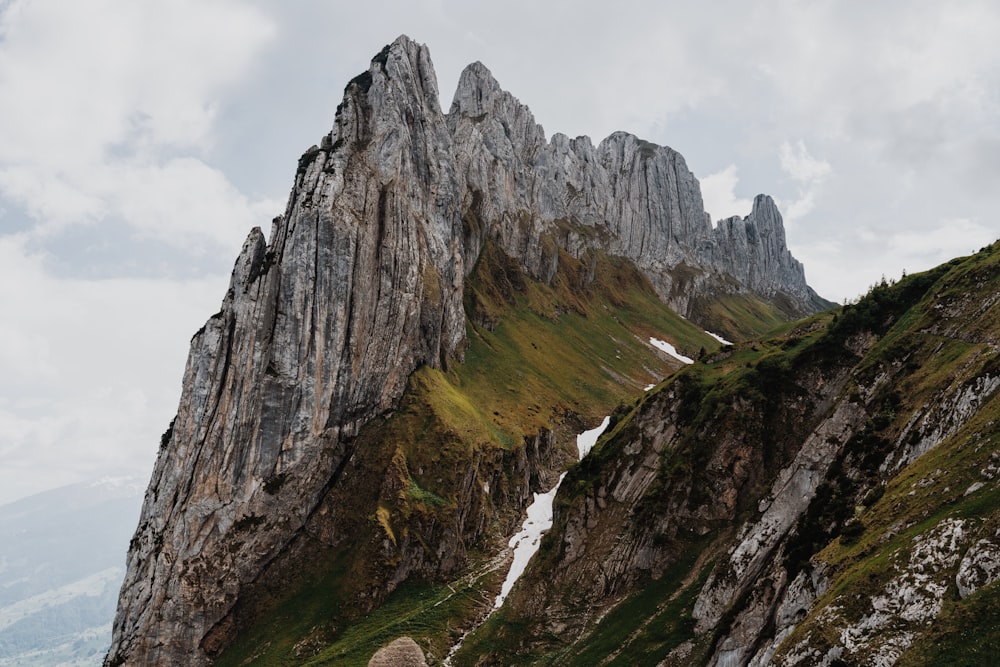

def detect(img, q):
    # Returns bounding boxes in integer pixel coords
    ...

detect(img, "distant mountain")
[0,479,143,666]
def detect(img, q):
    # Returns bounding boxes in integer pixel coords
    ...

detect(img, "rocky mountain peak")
[707,193,814,307]
[448,60,546,170]
[449,61,503,116]
[107,36,831,666]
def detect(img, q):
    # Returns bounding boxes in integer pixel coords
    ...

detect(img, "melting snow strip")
[649,337,694,364]
[493,417,611,609]
[577,416,610,459]
[704,330,733,345]
[493,476,564,608]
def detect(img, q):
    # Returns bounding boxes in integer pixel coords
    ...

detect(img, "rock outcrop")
[447,62,824,316]
[107,36,827,666]
[368,637,428,667]
[469,242,1000,666]
[107,36,468,666]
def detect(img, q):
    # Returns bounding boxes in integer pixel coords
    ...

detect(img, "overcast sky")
[1,0,998,504]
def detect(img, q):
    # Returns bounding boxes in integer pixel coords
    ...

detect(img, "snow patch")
[577,417,610,459]
[705,330,733,345]
[494,475,564,608]
[493,417,611,608]
[649,337,694,364]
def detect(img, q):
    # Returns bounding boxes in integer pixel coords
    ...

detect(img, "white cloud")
[779,140,831,185]
[0,0,276,247]
[112,159,284,251]
[776,140,831,224]
[0,235,229,504]
[700,165,754,223]
[887,218,996,267]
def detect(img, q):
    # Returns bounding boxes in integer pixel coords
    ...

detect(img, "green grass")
[687,292,796,341]
[549,536,715,666]
[897,583,1000,666]
[300,569,498,665]
[216,549,505,666]
[213,545,359,667]
[212,242,729,666]
[452,536,714,666]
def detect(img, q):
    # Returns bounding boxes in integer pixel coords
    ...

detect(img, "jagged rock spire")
[107,36,827,666]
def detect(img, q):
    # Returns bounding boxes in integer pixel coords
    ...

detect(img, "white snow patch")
[705,330,733,345]
[493,416,611,609]
[577,417,610,459]
[649,337,694,364]
[494,475,564,608]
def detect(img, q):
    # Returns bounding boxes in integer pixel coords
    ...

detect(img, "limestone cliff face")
[708,194,815,306]
[447,62,822,316]
[107,36,467,666]
[108,36,826,665]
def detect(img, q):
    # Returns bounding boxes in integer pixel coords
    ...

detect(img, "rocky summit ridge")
[106,35,828,666]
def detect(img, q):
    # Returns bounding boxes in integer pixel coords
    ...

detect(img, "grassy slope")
[453,310,837,665]
[213,243,724,666]
[687,292,793,341]
[770,243,1000,664]
[460,242,1000,666]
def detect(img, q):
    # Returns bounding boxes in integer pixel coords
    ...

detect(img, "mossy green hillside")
[459,308,842,663]
[466,242,1000,665]
[215,243,720,666]
[215,545,506,667]
[453,534,715,667]
[687,291,797,341]
[449,241,724,445]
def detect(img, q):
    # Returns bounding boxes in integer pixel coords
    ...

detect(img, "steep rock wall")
[107,37,468,666]
[108,35,827,666]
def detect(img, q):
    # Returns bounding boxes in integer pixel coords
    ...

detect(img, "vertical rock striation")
[447,61,824,315]
[108,35,826,665]
[107,36,467,666]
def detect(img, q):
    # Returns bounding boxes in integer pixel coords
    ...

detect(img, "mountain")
[106,36,830,666]
[458,245,1000,665]
[0,479,143,666]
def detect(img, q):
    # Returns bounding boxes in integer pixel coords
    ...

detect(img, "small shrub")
[840,519,865,544]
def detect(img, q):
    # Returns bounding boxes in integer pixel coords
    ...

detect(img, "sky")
[1,0,999,504]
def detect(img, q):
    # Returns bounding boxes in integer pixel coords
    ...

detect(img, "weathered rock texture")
[447,62,823,316]
[474,243,1000,666]
[107,36,826,666]
[368,636,428,667]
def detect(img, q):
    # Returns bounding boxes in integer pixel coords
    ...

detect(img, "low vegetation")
[214,242,728,666]
[460,243,1000,664]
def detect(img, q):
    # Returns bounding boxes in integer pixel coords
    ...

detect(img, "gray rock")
[956,537,1000,598]
[106,35,467,667]
[107,35,826,666]
[368,636,428,667]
